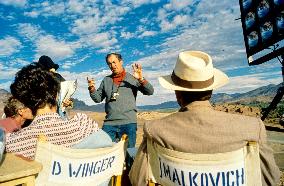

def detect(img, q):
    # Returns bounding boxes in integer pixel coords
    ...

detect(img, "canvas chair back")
[35,135,127,186]
[147,140,262,186]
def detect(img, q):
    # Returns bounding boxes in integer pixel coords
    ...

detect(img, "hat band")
[171,72,214,89]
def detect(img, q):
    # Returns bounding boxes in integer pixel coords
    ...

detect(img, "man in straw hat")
[129,50,280,186]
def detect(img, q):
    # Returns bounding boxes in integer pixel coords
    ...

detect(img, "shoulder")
[143,113,177,137]
[101,75,112,83]
[214,109,261,122]
[0,118,13,124]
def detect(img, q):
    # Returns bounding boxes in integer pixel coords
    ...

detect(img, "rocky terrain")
[0,89,11,118]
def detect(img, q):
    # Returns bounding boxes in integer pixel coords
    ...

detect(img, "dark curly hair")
[10,63,60,115]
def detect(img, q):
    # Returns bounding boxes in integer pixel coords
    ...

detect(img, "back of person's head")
[158,50,229,104]
[105,53,122,62]
[175,90,213,106]
[10,63,60,115]
[4,97,25,118]
[38,55,59,71]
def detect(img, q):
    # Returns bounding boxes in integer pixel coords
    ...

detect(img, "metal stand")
[261,55,284,121]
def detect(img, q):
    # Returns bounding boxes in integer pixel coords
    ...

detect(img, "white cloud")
[8,58,31,67]
[0,0,26,7]
[121,0,160,8]
[132,49,144,56]
[138,30,157,38]
[71,16,100,35]
[70,3,130,36]
[172,14,188,25]
[218,72,282,94]
[17,23,80,61]
[41,2,65,17]
[18,23,42,41]
[0,63,19,80]
[24,11,40,18]
[164,0,192,11]
[67,0,85,14]
[81,32,118,52]
[157,0,192,32]
[0,36,22,56]
[120,31,134,39]
[35,35,76,61]
[160,14,189,32]
[23,1,65,18]
[130,50,178,71]
[61,55,90,69]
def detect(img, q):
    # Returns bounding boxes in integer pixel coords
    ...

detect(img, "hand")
[132,63,143,81]
[87,77,95,92]
[62,98,73,108]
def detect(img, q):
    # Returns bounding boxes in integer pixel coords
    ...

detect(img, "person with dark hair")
[6,63,112,160]
[0,97,33,133]
[38,55,65,82]
[87,52,154,148]
[129,51,280,186]
[37,55,73,118]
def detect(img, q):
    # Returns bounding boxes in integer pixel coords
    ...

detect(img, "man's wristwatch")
[88,86,95,91]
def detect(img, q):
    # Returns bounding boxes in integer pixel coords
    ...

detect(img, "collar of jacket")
[179,100,212,112]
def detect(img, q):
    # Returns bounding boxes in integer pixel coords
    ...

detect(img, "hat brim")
[158,68,229,91]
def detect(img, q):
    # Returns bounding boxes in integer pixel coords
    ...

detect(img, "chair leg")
[148,180,156,186]
[111,175,122,186]
[115,175,122,186]
[111,176,115,186]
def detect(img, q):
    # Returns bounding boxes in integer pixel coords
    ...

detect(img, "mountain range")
[0,83,282,112]
[73,83,283,112]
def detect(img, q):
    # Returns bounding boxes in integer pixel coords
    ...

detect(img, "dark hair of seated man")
[10,63,59,116]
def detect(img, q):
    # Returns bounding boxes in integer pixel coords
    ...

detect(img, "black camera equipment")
[239,0,284,122]
[239,0,284,66]
[110,91,119,102]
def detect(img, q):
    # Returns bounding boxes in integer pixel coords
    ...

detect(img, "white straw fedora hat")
[158,51,229,91]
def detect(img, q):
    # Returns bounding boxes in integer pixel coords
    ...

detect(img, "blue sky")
[0,0,283,106]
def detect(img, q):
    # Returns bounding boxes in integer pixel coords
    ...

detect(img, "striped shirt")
[5,112,99,160]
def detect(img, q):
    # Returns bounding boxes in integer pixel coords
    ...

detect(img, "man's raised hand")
[87,77,96,92]
[132,63,143,81]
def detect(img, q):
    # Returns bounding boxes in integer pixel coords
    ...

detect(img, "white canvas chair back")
[147,140,262,186]
[35,135,127,186]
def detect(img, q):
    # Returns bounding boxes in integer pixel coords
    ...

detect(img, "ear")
[18,109,23,116]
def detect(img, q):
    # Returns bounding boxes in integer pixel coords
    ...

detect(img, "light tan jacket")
[129,101,280,186]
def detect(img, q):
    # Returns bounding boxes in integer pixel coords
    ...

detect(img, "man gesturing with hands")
[87,53,154,148]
